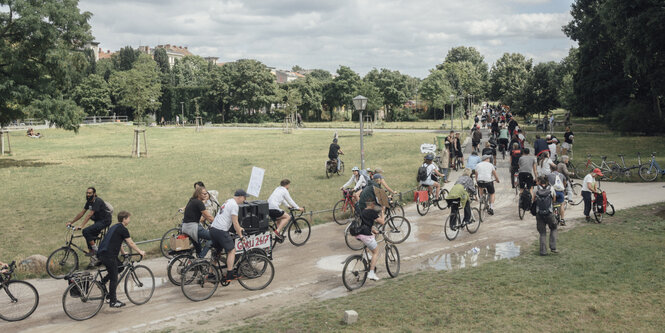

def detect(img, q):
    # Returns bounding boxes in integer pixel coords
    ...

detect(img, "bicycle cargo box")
[240,215,270,234]
[414,190,428,203]
[169,234,193,252]
[238,200,269,221]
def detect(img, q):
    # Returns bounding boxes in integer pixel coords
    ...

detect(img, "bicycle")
[269,207,311,248]
[567,178,584,206]
[180,233,274,301]
[333,189,357,225]
[416,183,449,216]
[552,201,567,226]
[639,152,665,182]
[512,171,519,195]
[325,158,345,178]
[342,231,400,291]
[0,261,39,322]
[614,152,642,179]
[47,225,132,279]
[591,182,615,223]
[477,180,497,221]
[344,202,411,251]
[517,188,530,220]
[62,254,154,321]
[443,198,481,241]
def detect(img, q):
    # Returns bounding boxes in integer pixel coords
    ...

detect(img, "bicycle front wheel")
[390,202,405,217]
[518,196,526,220]
[62,281,105,321]
[342,255,367,291]
[383,216,411,244]
[124,265,155,305]
[180,261,219,302]
[467,208,481,234]
[47,247,79,279]
[593,207,604,223]
[639,165,658,182]
[570,183,583,206]
[237,255,275,291]
[333,199,353,225]
[168,253,195,286]
[435,189,449,210]
[606,202,615,216]
[444,214,459,241]
[160,227,181,259]
[385,244,400,278]
[0,281,39,322]
[288,217,311,246]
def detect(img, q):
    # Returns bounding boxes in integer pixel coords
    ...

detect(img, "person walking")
[534,176,558,256]
[439,145,450,183]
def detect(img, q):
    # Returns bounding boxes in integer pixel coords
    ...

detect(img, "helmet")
[352,166,359,171]
[425,153,434,160]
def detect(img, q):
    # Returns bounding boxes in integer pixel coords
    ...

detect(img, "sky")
[79,0,577,78]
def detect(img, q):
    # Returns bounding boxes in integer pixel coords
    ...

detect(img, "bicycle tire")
[237,254,274,291]
[333,199,353,225]
[167,253,195,286]
[46,247,79,279]
[383,216,411,244]
[325,162,332,179]
[416,197,430,216]
[639,165,658,182]
[62,280,105,321]
[288,217,311,246]
[606,202,615,216]
[385,244,400,278]
[390,202,405,217]
[444,214,459,241]
[570,183,584,206]
[124,265,155,305]
[338,161,345,175]
[180,261,219,302]
[344,227,365,251]
[160,227,181,259]
[518,200,526,220]
[603,161,619,180]
[593,206,603,223]
[342,255,367,291]
[435,189,449,210]
[0,280,39,322]
[467,208,481,234]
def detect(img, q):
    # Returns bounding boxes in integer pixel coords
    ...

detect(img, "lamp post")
[180,102,184,127]
[449,94,454,130]
[353,95,368,170]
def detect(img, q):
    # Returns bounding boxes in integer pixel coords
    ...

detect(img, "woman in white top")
[341,166,366,203]
[537,152,556,177]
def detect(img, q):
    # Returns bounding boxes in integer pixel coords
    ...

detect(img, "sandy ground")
[5,130,664,333]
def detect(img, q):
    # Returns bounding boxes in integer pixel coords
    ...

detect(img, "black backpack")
[520,190,532,210]
[534,187,553,216]
[416,164,428,182]
[349,217,362,236]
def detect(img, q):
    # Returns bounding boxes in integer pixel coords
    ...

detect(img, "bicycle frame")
[64,226,107,254]
[646,156,665,175]
[74,256,140,301]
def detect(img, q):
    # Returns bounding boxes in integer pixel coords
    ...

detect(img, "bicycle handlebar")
[122,253,143,262]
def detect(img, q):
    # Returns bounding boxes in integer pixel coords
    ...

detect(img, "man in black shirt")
[354,200,385,281]
[328,138,344,171]
[67,187,112,257]
[97,211,145,308]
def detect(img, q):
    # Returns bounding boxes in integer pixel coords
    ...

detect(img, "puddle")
[313,286,347,300]
[421,241,522,271]
[315,255,350,272]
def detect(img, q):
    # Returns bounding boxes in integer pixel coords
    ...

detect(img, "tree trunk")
[651,82,663,121]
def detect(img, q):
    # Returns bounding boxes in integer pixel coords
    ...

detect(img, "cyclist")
[471,126,482,152]
[448,169,476,227]
[547,164,567,225]
[510,143,523,189]
[328,138,344,172]
[268,179,304,242]
[518,148,538,197]
[210,189,246,283]
[537,151,556,177]
[498,125,510,154]
[419,153,445,201]
[481,141,497,166]
[533,134,549,157]
[466,151,481,176]
[475,155,500,215]
[557,155,575,203]
[491,117,499,138]
[359,167,373,184]
[0,261,7,274]
[341,166,367,203]
[372,168,398,195]
[97,211,146,308]
[182,186,215,258]
[67,187,112,259]
[354,199,385,281]
[582,168,603,222]
[194,181,220,218]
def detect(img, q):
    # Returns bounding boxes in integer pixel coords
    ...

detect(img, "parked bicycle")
[269,207,311,248]
[62,254,154,321]
[180,233,274,301]
[325,158,345,178]
[591,182,615,223]
[613,153,642,179]
[579,154,619,181]
[342,231,400,291]
[443,198,481,241]
[639,152,665,182]
[333,189,357,225]
[0,261,39,322]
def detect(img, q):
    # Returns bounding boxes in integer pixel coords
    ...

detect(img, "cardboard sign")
[247,166,265,197]
[420,143,437,153]
[169,236,193,252]
[374,187,390,207]
[234,232,272,254]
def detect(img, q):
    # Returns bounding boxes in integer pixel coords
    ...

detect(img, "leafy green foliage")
[109,54,162,121]
[364,68,410,121]
[73,74,112,116]
[489,53,532,110]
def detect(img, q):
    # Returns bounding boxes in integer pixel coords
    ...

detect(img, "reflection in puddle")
[422,241,522,271]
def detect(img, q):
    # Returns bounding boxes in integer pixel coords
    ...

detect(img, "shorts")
[555,191,565,203]
[478,181,495,194]
[472,140,480,147]
[268,209,284,220]
[518,172,534,189]
[209,227,235,252]
[498,138,509,148]
[355,234,377,250]
[562,142,572,150]
[420,178,434,186]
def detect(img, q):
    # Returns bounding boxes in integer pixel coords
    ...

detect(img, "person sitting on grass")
[353,199,385,281]
[26,128,41,138]
[97,211,146,308]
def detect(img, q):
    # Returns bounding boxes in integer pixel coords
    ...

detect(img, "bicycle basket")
[67,271,94,298]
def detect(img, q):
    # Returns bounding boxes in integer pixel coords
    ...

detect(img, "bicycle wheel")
[593,206,603,223]
[333,199,353,225]
[287,217,311,246]
[46,247,79,279]
[345,227,365,251]
[466,208,481,234]
[338,161,345,175]
[604,162,619,180]
[124,265,155,305]
[62,281,105,321]
[180,261,219,302]
[606,202,615,216]
[325,163,332,179]
[383,216,411,244]
[342,255,367,291]
[639,165,658,182]
[237,254,275,291]
[518,204,526,220]
[385,244,400,278]
[444,214,459,241]
[160,227,181,259]
[435,189,449,210]
[391,202,405,217]
[0,281,39,322]
[570,183,584,206]
[167,253,195,286]
[416,198,430,216]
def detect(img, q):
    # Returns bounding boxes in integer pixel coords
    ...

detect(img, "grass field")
[215,118,475,130]
[0,124,442,262]
[220,202,665,332]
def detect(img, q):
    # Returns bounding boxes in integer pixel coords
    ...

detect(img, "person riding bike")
[471,126,482,152]
[341,166,367,203]
[353,200,385,281]
[67,187,112,260]
[466,151,481,176]
[268,179,304,242]
[498,126,510,154]
[518,148,538,197]
[482,141,497,166]
[533,134,549,158]
[448,169,476,227]
[182,186,215,258]
[209,189,246,282]
[328,138,344,172]
[510,142,523,189]
[475,155,500,215]
[419,153,445,201]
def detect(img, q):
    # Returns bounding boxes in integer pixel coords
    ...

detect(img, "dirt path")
[7,131,664,333]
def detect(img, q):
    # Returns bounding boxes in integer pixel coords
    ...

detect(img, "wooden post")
[132,128,148,157]
[195,116,202,132]
[0,129,10,156]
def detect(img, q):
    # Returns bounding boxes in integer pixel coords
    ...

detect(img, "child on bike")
[355,200,385,281]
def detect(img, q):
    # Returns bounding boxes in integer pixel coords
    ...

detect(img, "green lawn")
[214,118,475,130]
[221,203,665,332]
[0,124,439,262]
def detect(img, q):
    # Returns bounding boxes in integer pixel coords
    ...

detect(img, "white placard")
[420,143,437,154]
[247,166,265,197]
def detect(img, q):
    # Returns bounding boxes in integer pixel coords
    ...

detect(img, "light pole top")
[352,95,368,111]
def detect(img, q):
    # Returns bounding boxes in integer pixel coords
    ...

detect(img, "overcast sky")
[79,0,576,78]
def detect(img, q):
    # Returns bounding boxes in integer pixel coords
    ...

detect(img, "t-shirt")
[533,139,548,155]
[510,149,523,167]
[97,223,130,258]
[538,158,554,177]
[84,197,111,223]
[499,128,509,140]
[475,161,495,182]
[183,198,206,223]
[328,143,340,159]
[564,131,574,144]
[482,147,495,157]
[548,143,557,160]
[582,174,595,192]
[467,155,481,170]
[422,163,437,181]
[359,208,379,236]
[557,162,570,178]
[211,198,238,231]
[518,155,536,174]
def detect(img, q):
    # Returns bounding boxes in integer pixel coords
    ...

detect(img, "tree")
[438,46,489,97]
[109,54,162,121]
[307,69,332,82]
[73,74,112,116]
[112,46,141,71]
[519,62,561,116]
[357,79,383,119]
[291,76,324,121]
[323,66,361,120]
[420,69,454,117]
[214,59,276,118]
[364,68,409,121]
[153,48,170,74]
[0,0,93,130]
[171,56,210,87]
[489,53,533,110]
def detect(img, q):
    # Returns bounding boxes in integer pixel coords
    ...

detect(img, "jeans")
[565,181,573,201]
[337,158,341,171]
[99,255,120,302]
[536,214,557,255]
[183,223,212,258]
[582,191,592,217]
[442,168,450,181]
[82,220,111,250]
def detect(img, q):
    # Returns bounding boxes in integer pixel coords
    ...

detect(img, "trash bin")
[436,136,447,151]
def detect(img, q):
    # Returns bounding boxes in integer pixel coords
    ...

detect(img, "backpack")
[349,218,362,236]
[535,186,553,216]
[416,164,428,182]
[105,201,114,215]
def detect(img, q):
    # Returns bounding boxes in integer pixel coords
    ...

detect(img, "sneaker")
[551,249,559,254]
[585,216,591,222]
[206,273,218,283]
[274,231,285,243]
[109,300,126,308]
[367,271,380,281]
[560,219,566,226]
[488,208,494,215]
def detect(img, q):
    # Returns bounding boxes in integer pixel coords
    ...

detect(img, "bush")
[391,108,419,122]
[609,100,665,134]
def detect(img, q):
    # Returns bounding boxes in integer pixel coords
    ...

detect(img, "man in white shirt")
[268,179,304,241]
[475,155,500,215]
[419,153,445,200]
[582,168,603,222]
[210,189,246,282]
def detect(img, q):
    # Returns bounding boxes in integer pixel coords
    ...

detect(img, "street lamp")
[353,95,368,170]
[449,94,454,130]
